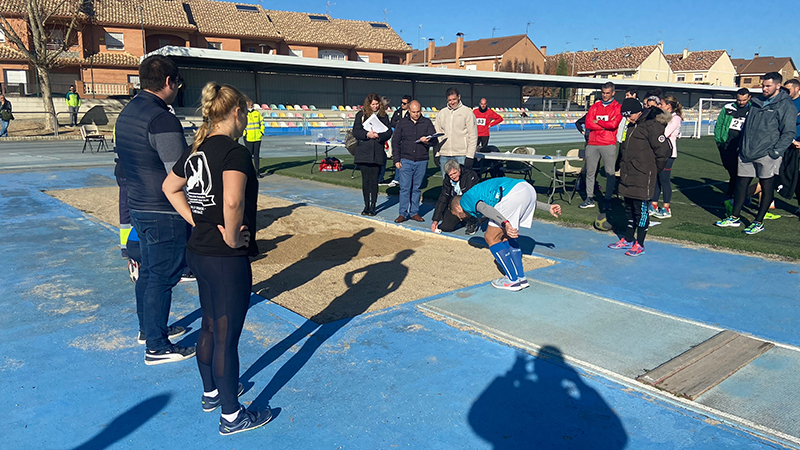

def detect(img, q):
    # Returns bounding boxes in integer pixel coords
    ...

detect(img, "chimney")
[540,45,547,56]
[682,48,688,59]
[455,32,464,67]
[427,38,435,66]
[754,52,759,58]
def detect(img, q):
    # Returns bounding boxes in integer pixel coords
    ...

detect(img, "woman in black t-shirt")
[353,92,392,216]
[163,82,272,435]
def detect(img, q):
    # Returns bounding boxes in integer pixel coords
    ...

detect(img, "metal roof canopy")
[149,46,739,96]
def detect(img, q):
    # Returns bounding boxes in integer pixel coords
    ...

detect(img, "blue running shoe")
[744,222,764,235]
[202,383,245,412]
[608,238,634,250]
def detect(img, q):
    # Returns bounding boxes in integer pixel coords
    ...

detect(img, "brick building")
[0,0,410,96]
[732,55,798,89]
[408,34,546,74]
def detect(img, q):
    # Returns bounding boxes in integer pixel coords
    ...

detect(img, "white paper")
[363,114,388,133]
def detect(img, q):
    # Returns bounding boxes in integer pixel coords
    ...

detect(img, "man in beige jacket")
[435,87,478,176]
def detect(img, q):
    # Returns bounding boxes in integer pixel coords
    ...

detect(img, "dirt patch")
[47,186,554,323]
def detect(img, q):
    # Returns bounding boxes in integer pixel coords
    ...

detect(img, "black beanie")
[620,98,643,117]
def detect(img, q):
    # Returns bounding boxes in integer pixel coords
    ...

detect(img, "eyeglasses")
[171,76,184,89]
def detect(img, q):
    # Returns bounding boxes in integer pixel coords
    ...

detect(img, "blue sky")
[258,0,798,69]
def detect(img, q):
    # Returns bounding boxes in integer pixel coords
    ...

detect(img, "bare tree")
[0,0,88,132]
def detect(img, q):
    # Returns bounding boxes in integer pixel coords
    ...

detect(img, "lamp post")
[138,6,145,52]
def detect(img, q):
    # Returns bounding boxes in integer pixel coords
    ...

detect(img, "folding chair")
[81,124,107,153]
[556,149,583,204]
[500,146,534,182]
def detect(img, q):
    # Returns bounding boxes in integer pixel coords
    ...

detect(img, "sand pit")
[47,186,554,323]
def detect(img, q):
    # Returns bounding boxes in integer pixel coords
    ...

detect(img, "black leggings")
[186,250,252,415]
[360,163,381,208]
[651,157,675,204]
[732,176,775,223]
[718,144,738,197]
[624,198,649,245]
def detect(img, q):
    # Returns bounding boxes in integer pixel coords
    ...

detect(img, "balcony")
[83,82,132,96]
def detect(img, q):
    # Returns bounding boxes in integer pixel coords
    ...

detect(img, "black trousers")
[477,135,490,149]
[624,198,649,245]
[186,250,252,415]
[244,140,261,175]
[360,163,381,208]
[717,142,739,197]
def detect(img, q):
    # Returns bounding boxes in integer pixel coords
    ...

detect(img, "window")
[743,77,752,84]
[676,74,685,82]
[358,54,369,63]
[466,64,477,70]
[105,32,124,50]
[247,47,257,53]
[370,23,388,28]
[623,52,631,58]
[128,74,140,89]
[319,49,346,61]
[694,73,704,82]
[207,41,222,50]
[0,28,5,42]
[290,49,303,57]
[490,41,499,45]
[158,38,171,48]
[308,14,328,21]
[235,4,258,11]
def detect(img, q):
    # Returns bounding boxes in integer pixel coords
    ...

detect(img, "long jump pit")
[46,187,554,323]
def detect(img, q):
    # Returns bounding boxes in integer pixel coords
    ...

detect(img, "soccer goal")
[691,98,735,139]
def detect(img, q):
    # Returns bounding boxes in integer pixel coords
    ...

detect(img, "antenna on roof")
[492,27,500,38]
[325,1,335,15]
[383,8,390,22]
[526,22,533,35]
[624,36,630,46]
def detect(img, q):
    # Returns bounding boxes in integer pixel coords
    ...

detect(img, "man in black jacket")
[392,100,437,223]
[432,160,480,234]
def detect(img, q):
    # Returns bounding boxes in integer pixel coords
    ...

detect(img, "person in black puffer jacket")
[431,160,480,234]
[608,99,672,257]
[353,92,392,216]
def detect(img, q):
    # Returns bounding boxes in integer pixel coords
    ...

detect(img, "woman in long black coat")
[352,92,392,216]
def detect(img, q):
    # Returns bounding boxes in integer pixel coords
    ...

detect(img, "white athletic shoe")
[491,277,524,292]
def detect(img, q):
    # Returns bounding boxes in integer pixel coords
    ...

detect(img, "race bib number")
[729,117,745,131]
[596,115,609,122]
[476,118,486,126]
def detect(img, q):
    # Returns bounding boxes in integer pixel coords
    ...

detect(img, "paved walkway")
[2,167,798,449]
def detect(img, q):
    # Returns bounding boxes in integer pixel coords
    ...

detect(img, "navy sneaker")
[202,383,245,412]
[219,406,273,435]
[144,344,196,366]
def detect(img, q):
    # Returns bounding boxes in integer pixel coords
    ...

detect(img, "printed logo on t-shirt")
[729,117,745,131]
[184,152,216,214]
[476,118,486,126]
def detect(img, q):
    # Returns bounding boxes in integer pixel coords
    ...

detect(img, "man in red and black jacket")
[473,98,504,149]
[581,82,622,211]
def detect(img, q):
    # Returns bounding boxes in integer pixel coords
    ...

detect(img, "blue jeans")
[0,120,9,137]
[130,210,189,351]
[439,155,465,178]
[398,159,428,218]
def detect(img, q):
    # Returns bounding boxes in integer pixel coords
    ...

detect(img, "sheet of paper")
[363,114,388,133]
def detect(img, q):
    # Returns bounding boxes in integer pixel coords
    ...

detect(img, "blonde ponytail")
[192,81,248,152]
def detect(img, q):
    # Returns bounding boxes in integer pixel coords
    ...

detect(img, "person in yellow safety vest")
[66,85,81,127]
[243,99,265,177]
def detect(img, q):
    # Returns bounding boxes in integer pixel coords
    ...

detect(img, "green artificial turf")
[258,137,800,260]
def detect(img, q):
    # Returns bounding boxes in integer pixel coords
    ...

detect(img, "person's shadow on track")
[68,394,172,450]
[250,227,375,307]
[243,249,413,410]
[469,346,628,450]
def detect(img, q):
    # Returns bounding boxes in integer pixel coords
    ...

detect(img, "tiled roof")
[266,10,352,47]
[731,58,750,75]
[549,45,659,74]
[0,45,26,60]
[735,56,796,75]
[410,34,530,64]
[665,50,726,72]
[0,0,85,17]
[86,51,140,66]
[332,19,409,52]
[96,0,194,30]
[182,0,280,39]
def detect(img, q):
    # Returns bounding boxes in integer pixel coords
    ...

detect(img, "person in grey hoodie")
[716,72,799,235]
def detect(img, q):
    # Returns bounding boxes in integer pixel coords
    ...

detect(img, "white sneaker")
[387,180,399,187]
[491,277,524,292]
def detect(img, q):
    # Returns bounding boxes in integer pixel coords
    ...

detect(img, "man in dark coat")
[431,160,480,234]
[608,98,672,257]
[392,100,437,223]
